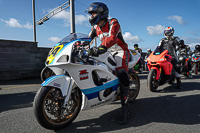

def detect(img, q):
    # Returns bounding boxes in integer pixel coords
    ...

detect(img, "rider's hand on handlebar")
[88,46,99,57]
[98,45,107,54]
[88,45,107,57]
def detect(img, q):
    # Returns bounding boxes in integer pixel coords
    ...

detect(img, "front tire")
[193,63,199,74]
[41,67,55,81]
[33,86,82,130]
[147,69,159,92]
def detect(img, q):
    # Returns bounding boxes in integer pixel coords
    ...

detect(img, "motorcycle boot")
[118,84,130,125]
[188,71,193,79]
[175,69,182,89]
[117,69,130,125]
[176,77,182,89]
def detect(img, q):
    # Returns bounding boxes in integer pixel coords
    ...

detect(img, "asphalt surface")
[0,72,200,133]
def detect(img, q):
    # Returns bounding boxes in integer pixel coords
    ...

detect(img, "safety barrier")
[0,39,50,80]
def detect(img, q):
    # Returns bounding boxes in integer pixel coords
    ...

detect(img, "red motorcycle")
[146,46,175,92]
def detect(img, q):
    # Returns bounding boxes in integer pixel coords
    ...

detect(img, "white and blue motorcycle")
[33,33,141,129]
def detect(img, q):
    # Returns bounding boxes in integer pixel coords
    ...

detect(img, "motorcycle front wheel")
[33,86,82,130]
[194,63,198,74]
[41,67,55,81]
[147,69,159,92]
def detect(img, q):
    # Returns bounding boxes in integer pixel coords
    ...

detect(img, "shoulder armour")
[109,18,118,25]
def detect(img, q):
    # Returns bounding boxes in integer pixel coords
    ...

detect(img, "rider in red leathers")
[86,2,130,124]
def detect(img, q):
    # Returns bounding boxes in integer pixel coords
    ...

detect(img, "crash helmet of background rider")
[164,27,174,38]
[179,40,186,48]
[134,44,139,49]
[147,49,151,53]
[195,44,200,52]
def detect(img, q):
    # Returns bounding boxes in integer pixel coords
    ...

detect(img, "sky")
[0,0,200,51]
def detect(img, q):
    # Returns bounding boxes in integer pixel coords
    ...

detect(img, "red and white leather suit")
[89,18,130,72]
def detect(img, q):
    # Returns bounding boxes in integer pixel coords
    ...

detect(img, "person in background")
[134,44,143,72]
[146,49,152,58]
[193,44,200,56]
[178,40,193,78]
[134,44,142,54]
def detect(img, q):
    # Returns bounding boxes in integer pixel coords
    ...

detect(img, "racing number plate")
[46,44,63,64]
[131,50,137,55]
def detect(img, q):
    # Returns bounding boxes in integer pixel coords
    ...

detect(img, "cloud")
[52,10,70,19]
[52,10,89,26]
[123,32,142,44]
[186,30,200,36]
[147,25,165,35]
[167,15,186,25]
[1,18,32,29]
[48,36,61,43]
[75,14,89,25]
[181,36,200,44]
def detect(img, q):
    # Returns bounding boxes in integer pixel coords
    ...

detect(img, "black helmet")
[180,40,184,45]
[179,40,185,48]
[134,44,138,47]
[86,2,109,26]
[195,45,200,51]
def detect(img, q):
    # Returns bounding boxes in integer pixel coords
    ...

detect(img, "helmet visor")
[85,3,103,15]
[164,30,171,36]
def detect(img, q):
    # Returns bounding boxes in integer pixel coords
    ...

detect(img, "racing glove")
[98,45,107,54]
[90,46,99,57]
[88,45,107,57]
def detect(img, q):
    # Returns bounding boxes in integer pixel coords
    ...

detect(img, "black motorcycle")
[178,49,189,76]
[192,55,200,74]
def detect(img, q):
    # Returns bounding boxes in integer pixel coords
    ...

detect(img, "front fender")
[41,75,72,96]
[151,67,161,80]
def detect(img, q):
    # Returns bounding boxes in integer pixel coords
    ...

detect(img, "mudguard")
[41,75,72,97]
[151,67,161,80]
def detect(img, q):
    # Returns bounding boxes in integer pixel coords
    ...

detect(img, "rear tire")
[147,69,159,92]
[128,71,140,102]
[33,86,82,130]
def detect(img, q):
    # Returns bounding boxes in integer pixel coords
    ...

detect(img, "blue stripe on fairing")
[86,84,119,100]
[81,79,119,100]
[41,75,66,86]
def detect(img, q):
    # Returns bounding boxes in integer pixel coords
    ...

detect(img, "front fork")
[62,78,75,108]
[150,66,161,80]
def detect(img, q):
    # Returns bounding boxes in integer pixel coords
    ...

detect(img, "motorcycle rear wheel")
[129,72,140,102]
[147,69,159,92]
[33,86,82,130]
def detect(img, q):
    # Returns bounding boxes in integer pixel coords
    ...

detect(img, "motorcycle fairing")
[81,79,119,100]
[147,50,173,75]
[192,57,200,62]
[46,38,91,65]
